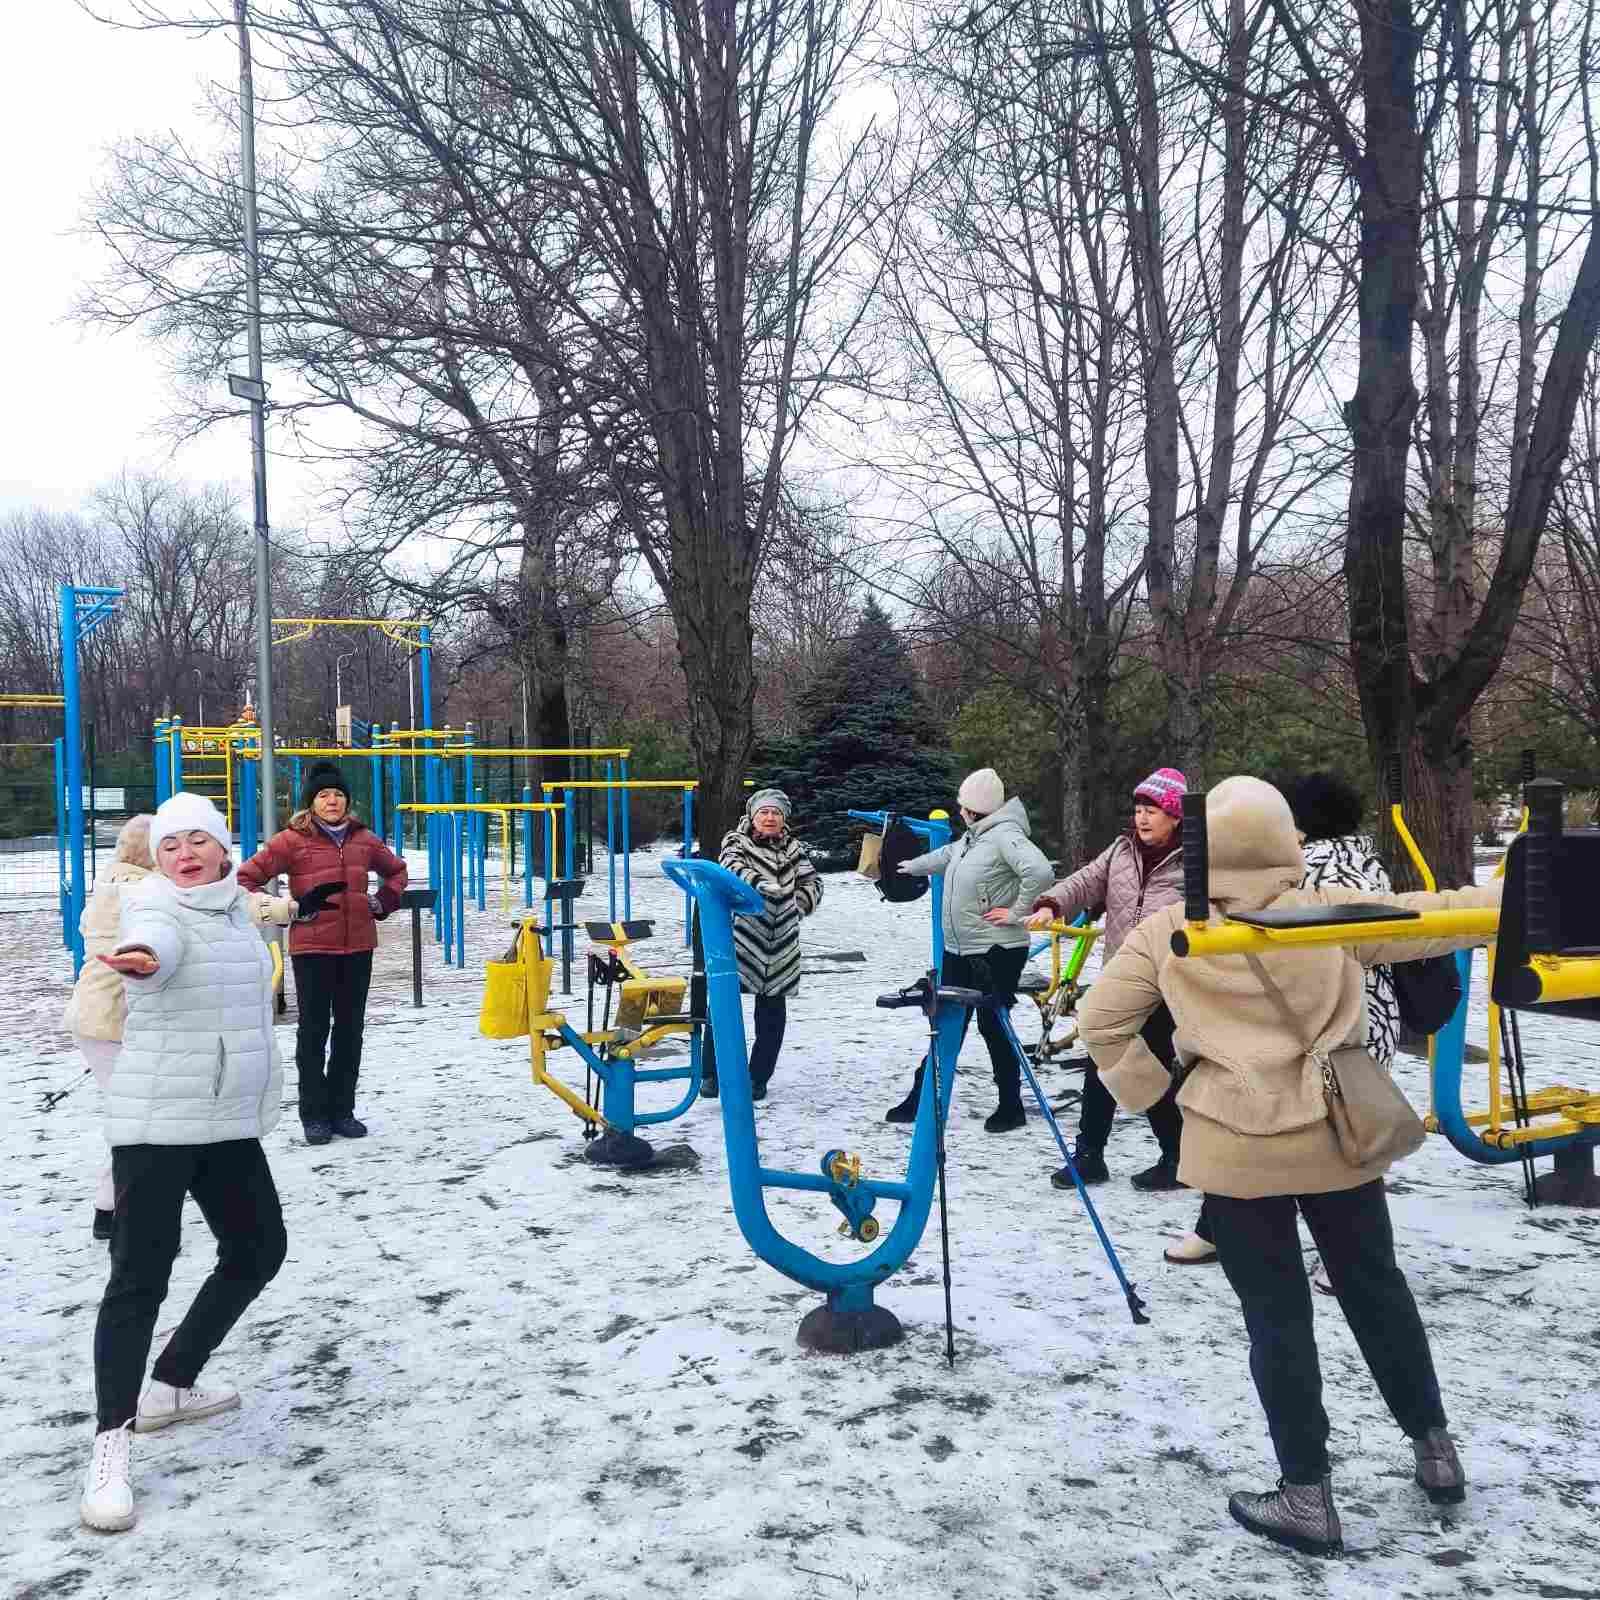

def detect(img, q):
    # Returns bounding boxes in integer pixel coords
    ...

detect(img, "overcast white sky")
[0,4,319,522]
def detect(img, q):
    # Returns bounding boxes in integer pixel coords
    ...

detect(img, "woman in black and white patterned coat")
[1165,771,1402,1270]
[702,788,823,1102]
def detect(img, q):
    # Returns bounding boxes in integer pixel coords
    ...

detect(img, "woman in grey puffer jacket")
[885,769,1053,1132]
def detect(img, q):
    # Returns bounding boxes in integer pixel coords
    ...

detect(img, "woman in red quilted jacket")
[238,762,407,1145]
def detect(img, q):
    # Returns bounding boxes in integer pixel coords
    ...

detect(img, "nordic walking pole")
[999,1007,1149,1325]
[40,1062,94,1112]
[921,973,958,1367]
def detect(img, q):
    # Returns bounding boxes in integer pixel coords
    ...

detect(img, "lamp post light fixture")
[335,649,356,712]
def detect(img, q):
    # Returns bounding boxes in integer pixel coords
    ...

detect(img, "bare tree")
[88,0,899,843]
[872,0,1351,856]
[751,489,864,735]
[1266,0,1600,884]
[873,0,1147,857]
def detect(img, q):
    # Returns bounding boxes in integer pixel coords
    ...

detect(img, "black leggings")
[1208,1180,1446,1482]
[943,945,1031,1103]
[703,993,787,1087]
[1076,1003,1182,1160]
[292,950,374,1124]
[95,1139,286,1432]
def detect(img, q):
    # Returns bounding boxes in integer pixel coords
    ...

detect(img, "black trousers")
[95,1139,286,1432]
[1076,1003,1182,1160]
[292,950,375,1123]
[943,945,1031,1105]
[1208,1179,1447,1483]
[703,994,787,1087]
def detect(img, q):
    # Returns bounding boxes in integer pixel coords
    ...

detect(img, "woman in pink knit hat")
[1025,766,1188,1189]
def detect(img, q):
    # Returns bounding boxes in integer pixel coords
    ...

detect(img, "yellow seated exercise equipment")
[1171,771,1600,1208]
[479,914,706,1169]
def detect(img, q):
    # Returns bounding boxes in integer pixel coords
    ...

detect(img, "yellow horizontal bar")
[540,779,698,791]
[446,747,632,759]
[1175,908,1499,957]
[0,693,64,708]
[1451,1088,1594,1128]
[272,616,427,629]
[1518,955,1600,1005]
[1482,1118,1591,1147]
[395,802,563,813]
[1038,922,1100,944]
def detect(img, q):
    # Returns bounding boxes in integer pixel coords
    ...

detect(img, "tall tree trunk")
[1343,0,1426,868]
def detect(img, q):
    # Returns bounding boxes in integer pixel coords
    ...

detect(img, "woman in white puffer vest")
[63,813,295,1242]
[79,793,290,1536]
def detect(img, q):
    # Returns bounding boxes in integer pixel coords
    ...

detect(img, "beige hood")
[1205,775,1305,911]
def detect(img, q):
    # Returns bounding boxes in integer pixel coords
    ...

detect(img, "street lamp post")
[193,666,205,728]
[335,649,356,714]
[233,0,276,840]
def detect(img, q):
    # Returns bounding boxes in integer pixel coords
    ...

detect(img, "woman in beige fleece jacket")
[1077,776,1501,1558]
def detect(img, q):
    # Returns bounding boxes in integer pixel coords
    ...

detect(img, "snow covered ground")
[4,844,1598,1600]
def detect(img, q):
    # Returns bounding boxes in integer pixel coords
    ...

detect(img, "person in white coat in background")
[79,793,290,1535]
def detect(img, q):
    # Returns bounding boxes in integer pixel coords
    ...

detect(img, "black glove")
[295,882,346,921]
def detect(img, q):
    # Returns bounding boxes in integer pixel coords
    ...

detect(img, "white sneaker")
[1163,1231,1219,1265]
[80,1425,135,1532]
[135,1379,241,1433]
[1310,1256,1336,1297]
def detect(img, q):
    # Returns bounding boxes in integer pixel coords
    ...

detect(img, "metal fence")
[0,782,159,914]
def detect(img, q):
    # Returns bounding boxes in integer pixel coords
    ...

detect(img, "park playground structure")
[19,590,716,976]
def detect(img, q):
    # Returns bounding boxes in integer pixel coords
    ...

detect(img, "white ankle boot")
[135,1378,240,1433]
[80,1425,135,1532]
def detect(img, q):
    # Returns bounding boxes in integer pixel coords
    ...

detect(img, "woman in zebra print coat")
[701,788,823,1102]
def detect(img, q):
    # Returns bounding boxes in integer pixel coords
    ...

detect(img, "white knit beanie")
[149,792,233,858]
[957,768,1004,816]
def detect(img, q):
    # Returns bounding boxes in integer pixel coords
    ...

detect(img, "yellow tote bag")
[479,959,530,1039]
[857,831,883,881]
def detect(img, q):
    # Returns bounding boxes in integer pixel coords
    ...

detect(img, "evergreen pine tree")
[756,597,957,864]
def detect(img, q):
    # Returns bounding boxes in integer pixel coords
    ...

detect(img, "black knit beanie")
[302,761,351,811]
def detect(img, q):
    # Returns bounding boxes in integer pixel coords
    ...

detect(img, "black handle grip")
[876,977,933,1010]
[1385,753,1403,807]
[1520,748,1536,785]
[1524,779,1563,956]
[1182,791,1208,922]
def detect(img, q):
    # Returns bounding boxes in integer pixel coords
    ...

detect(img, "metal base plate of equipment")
[581,1130,700,1174]
[1533,1145,1600,1208]
[582,1129,656,1169]
[796,1302,904,1353]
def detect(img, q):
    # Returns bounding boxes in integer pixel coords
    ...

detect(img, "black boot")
[984,1097,1026,1133]
[1131,1156,1185,1191]
[93,1208,114,1243]
[1052,1143,1109,1187]
[884,1067,924,1124]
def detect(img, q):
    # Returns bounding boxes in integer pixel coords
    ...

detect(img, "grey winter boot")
[1412,1427,1466,1505]
[1227,1476,1343,1557]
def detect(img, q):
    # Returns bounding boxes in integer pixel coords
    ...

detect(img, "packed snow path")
[4,847,1597,1598]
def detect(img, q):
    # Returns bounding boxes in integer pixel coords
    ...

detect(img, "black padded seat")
[585,919,655,942]
[1491,831,1600,1019]
[1227,902,1418,931]
[1016,971,1050,995]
